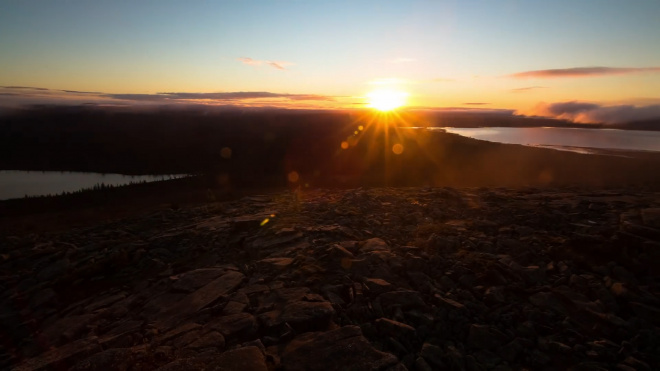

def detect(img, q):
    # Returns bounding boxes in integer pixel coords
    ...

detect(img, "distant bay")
[437,127,660,153]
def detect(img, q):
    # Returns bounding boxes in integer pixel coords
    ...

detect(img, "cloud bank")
[0,86,336,110]
[510,86,546,93]
[106,92,333,102]
[509,67,660,79]
[517,101,660,124]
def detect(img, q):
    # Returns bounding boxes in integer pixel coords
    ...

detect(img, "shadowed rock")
[282,326,398,371]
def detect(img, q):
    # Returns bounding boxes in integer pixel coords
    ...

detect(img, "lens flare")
[287,171,300,182]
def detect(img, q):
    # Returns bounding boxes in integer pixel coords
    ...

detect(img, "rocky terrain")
[2,186,660,370]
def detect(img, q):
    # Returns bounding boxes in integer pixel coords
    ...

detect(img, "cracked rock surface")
[2,187,660,370]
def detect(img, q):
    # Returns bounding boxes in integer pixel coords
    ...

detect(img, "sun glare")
[367,89,408,111]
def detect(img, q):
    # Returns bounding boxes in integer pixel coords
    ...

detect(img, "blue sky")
[1,0,659,115]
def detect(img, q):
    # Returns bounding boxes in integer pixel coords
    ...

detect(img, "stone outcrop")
[2,187,660,370]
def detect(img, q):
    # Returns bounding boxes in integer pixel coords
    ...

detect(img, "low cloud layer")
[509,67,660,79]
[517,101,660,124]
[510,86,546,93]
[106,91,333,102]
[0,86,335,110]
[237,57,293,70]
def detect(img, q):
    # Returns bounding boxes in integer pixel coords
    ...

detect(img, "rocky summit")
[2,187,660,370]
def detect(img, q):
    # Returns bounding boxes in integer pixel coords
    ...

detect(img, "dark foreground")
[2,186,660,370]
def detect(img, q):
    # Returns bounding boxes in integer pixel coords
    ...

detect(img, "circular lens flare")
[367,89,408,111]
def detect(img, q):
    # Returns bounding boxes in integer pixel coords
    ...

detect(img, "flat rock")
[232,213,274,231]
[363,278,394,295]
[14,337,101,371]
[207,312,258,340]
[281,301,335,332]
[157,271,245,327]
[255,257,294,272]
[70,347,146,371]
[171,268,227,293]
[359,238,390,253]
[377,290,427,311]
[158,323,202,344]
[249,232,303,251]
[212,346,268,371]
[40,314,94,345]
[186,331,225,350]
[282,326,398,371]
[375,318,416,339]
[155,347,266,371]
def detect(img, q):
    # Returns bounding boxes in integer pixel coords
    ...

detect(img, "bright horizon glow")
[367,89,408,111]
[0,0,659,122]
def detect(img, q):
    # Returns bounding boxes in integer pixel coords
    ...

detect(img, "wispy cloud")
[1,86,50,91]
[509,67,660,79]
[517,101,660,124]
[267,61,287,70]
[62,89,102,94]
[510,86,547,93]
[0,86,337,110]
[106,92,332,102]
[237,57,293,70]
[463,102,489,105]
[237,57,260,66]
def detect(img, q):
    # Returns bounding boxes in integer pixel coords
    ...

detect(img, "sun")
[367,89,408,111]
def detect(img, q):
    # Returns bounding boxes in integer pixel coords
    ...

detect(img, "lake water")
[439,127,660,153]
[0,171,188,200]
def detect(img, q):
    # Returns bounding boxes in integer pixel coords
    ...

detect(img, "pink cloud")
[510,86,547,92]
[238,57,293,70]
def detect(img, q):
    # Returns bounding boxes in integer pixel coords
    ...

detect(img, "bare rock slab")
[281,301,335,332]
[157,271,245,327]
[171,268,227,293]
[282,326,398,371]
[211,346,268,371]
[13,337,101,371]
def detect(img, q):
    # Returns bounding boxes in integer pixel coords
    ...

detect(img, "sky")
[1,0,660,122]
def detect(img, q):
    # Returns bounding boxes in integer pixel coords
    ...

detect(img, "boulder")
[281,301,335,332]
[359,238,390,253]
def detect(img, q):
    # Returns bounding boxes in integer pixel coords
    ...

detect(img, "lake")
[439,127,660,153]
[0,171,188,200]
